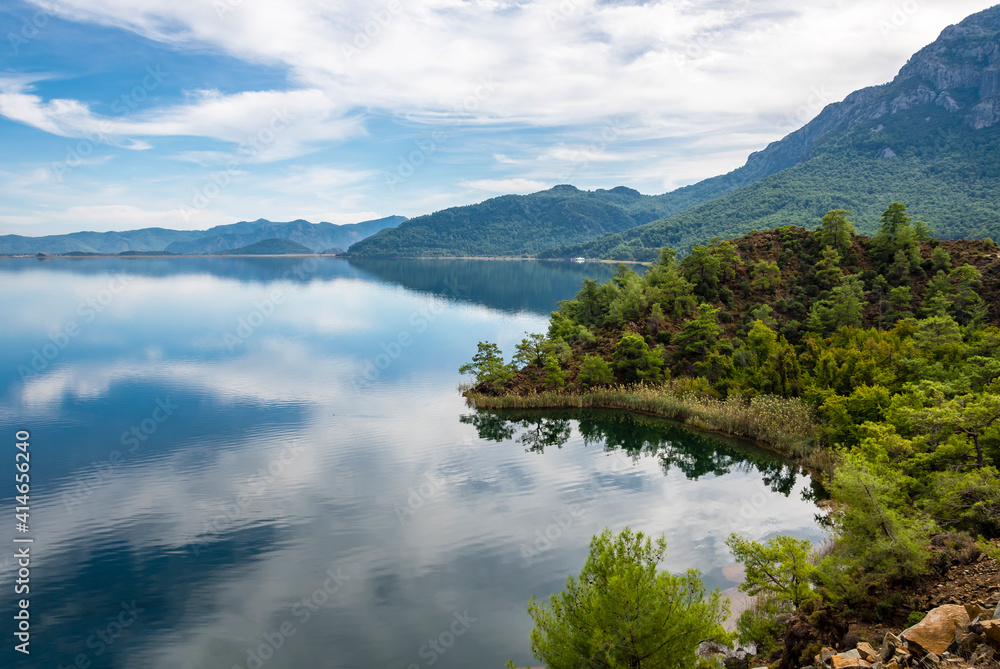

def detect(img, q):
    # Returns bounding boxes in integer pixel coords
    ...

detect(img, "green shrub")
[578,354,615,387]
[526,528,729,668]
[736,597,790,656]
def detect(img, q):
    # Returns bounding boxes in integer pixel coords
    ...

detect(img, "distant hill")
[164,217,406,254]
[347,181,767,258]
[543,5,1000,260]
[0,216,406,255]
[216,238,314,255]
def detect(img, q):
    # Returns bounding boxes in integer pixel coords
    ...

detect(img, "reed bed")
[465,384,820,457]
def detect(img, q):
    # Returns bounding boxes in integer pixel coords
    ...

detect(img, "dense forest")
[462,204,1000,665]
[348,185,703,257]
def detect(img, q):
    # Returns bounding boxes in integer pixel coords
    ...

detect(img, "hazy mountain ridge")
[215,238,315,255]
[542,5,1000,260]
[0,216,406,255]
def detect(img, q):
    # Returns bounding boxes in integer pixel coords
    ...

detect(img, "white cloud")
[460,177,551,193]
[16,0,997,139]
[0,0,996,234]
[0,79,365,161]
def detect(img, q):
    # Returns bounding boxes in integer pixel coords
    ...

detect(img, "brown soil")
[843,539,1000,648]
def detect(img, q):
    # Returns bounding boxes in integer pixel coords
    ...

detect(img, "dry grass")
[465,383,820,457]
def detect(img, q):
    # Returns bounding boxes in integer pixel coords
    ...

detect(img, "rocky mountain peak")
[894,5,1000,129]
[737,5,1000,182]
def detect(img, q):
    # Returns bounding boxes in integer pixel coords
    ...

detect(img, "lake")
[0,257,823,668]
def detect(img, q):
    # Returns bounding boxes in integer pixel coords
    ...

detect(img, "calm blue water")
[0,257,823,669]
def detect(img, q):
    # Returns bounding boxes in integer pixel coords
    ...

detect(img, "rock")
[981,619,1000,647]
[955,631,984,654]
[966,604,992,620]
[818,646,837,665]
[881,633,902,661]
[995,599,1000,620]
[841,649,862,660]
[857,642,877,662]
[971,643,997,667]
[901,605,970,655]
[830,656,870,669]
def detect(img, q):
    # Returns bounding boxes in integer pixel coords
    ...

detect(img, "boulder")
[857,642,878,662]
[965,604,992,620]
[981,619,1000,647]
[881,633,902,661]
[830,656,870,669]
[901,605,970,655]
[816,646,837,666]
[995,599,1000,620]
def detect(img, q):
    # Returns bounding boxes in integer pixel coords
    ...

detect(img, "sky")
[0,0,996,237]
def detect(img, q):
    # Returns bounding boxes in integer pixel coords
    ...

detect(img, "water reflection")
[0,258,822,669]
[462,408,824,498]
[347,258,619,315]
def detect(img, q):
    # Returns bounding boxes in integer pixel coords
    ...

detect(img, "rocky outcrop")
[900,604,969,655]
[735,5,1000,189]
[812,601,1000,669]
[892,6,1000,130]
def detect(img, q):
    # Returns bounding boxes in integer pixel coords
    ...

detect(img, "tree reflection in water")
[460,408,826,499]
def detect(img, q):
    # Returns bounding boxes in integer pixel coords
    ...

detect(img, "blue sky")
[0,0,996,236]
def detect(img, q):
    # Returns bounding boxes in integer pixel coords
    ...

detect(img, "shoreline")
[463,387,832,476]
[1,254,650,265]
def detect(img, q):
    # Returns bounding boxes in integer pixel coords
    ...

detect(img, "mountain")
[542,5,1000,260]
[347,180,766,257]
[0,216,406,255]
[352,6,1000,260]
[216,238,314,255]
[0,227,201,255]
[164,217,406,254]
